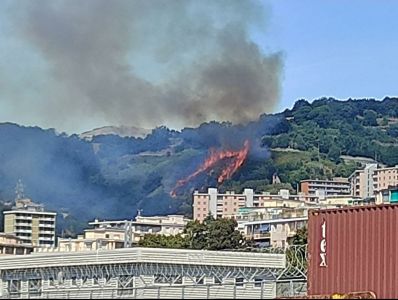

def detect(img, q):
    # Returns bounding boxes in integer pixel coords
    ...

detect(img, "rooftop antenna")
[137,209,143,217]
[15,179,25,201]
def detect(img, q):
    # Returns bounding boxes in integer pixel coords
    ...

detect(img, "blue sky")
[262,0,398,111]
[0,1,397,133]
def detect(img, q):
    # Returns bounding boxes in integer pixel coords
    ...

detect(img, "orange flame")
[170,140,250,197]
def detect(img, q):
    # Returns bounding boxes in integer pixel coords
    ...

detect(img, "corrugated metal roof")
[0,247,286,270]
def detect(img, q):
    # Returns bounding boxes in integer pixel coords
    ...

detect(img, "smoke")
[8,0,282,131]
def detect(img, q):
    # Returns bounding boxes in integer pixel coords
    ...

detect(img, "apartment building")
[300,178,350,197]
[55,227,125,252]
[373,166,398,193]
[193,188,315,222]
[0,233,33,255]
[3,199,56,247]
[375,186,398,205]
[88,214,189,244]
[317,195,365,206]
[349,163,378,198]
[243,217,308,248]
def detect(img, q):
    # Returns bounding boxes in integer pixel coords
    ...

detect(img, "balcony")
[40,217,55,222]
[38,236,54,241]
[40,230,54,235]
[248,232,271,240]
[14,228,32,234]
[15,216,32,221]
[39,223,55,228]
[15,221,32,227]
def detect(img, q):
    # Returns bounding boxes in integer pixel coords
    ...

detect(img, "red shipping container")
[308,204,398,299]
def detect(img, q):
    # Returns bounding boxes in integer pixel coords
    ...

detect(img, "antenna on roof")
[137,209,143,216]
[15,179,25,201]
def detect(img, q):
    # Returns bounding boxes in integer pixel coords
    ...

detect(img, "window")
[254,278,263,288]
[28,279,42,296]
[117,275,134,296]
[49,277,56,287]
[81,276,89,286]
[195,277,204,285]
[236,278,244,287]
[71,276,77,286]
[7,280,21,296]
[154,274,182,285]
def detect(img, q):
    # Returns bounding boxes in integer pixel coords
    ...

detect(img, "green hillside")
[221,97,398,193]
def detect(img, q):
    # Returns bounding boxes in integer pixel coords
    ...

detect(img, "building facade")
[372,166,398,193]
[0,247,286,299]
[88,214,189,244]
[349,163,377,198]
[243,217,307,248]
[0,233,33,255]
[375,186,398,205]
[55,228,125,252]
[3,199,56,247]
[300,178,350,197]
[193,188,317,222]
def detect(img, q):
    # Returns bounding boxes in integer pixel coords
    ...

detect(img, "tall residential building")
[299,178,350,197]
[3,199,56,248]
[373,166,398,193]
[193,188,315,222]
[349,163,378,198]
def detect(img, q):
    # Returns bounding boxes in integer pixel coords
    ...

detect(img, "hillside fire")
[170,140,250,197]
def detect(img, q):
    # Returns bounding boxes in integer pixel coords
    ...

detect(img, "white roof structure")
[0,247,285,270]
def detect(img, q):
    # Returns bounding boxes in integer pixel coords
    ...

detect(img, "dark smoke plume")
[10,0,282,130]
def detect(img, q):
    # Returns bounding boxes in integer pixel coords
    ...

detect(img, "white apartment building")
[89,214,190,244]
[349,163,378,198]
[243,217,308,248]
[3,199,56,248]
[55,227,125,252]
[349,164,398,199]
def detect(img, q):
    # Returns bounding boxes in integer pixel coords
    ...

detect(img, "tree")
[205,217,245,250]
[290,226,307,246]
[381,117,389,126]
[363,110,378,126]
[327,144,341,163]
[184,219,207,249]
[139,216,248,251]
[138,233,187,249]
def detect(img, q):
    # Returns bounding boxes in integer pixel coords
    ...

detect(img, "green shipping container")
[390,190,398,203]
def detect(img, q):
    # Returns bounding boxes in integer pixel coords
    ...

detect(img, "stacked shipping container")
[308,204,398,299]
